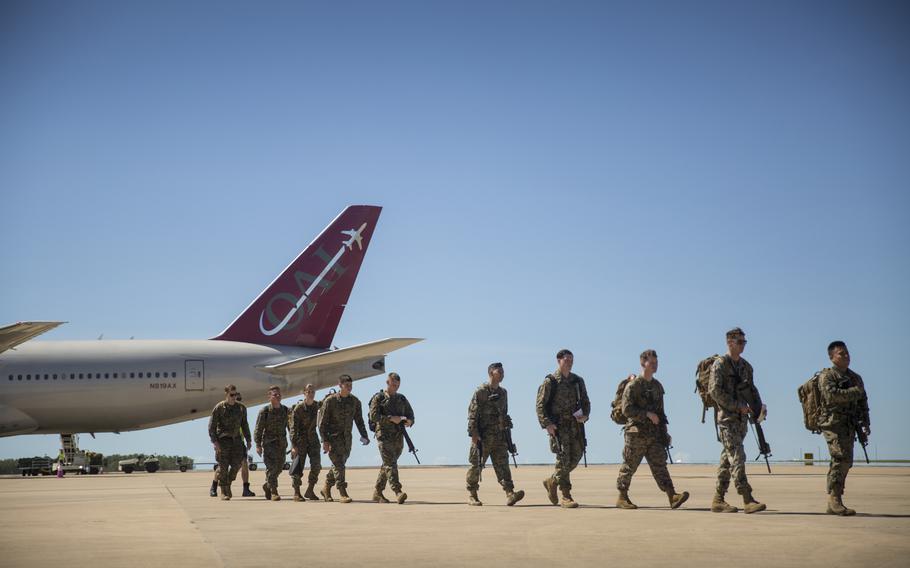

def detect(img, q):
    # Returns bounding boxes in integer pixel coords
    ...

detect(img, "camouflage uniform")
[616,376,675,493]
[254,404,290,492]
[465,383,515,493]
[369,390,415,494]
[319,393,369,490]
[536,372,591,492]
[708,355,761,497]
[818,366,869,497]
[289,399,322,488]
[208,401,251,495]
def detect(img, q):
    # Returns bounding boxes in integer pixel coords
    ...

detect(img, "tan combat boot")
[338,487,353,504]
[543,476,558,505]
[304,482,319,501]
[616,490,637,510]
[468,490,482,506]
[373,489,390,503]
[560,488,579,509]
[262,483,272,501]
[395,490,408,504]
[742,491,766,514]
[270,487,281,502]
[667,490,690,510]
[293,487,304,502]
[320,480,334,502]
[827,492,855,516]
[506,489,525,506]
[711,492,738,513]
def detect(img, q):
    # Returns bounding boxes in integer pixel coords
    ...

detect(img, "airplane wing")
[0,321,66,355]
[262,337,423,375]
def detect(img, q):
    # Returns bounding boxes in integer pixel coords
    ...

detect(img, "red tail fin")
[214,205,382,348]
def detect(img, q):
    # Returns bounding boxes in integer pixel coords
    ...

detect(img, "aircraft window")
[53,374,57,380]
[44,374,49,380]
[18,375,22,381]
[7,375,11,381]
[113,373,118,378]
[155,372,160,378]
[70,373,75,379]
[171,372,177,378]
[130,372,135,378]
[146,371,151,378]
[79,374,83,379]
[104,373,109,379]
[26,375,31,380]
[138,372,143,378]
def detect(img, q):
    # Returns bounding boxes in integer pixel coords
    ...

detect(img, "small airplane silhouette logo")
[341,223,367,251]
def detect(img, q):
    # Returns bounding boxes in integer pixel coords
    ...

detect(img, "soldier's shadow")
[764,511,910,518]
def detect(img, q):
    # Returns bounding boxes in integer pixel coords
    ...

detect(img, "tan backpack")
[797,372,823,433]
[694,354,722,423]
[610,374,638,425]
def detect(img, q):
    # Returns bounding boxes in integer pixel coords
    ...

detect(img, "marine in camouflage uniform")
[465,362,525,506]
[289,384,322,501]
[818,341,870,516]
[369,372,415,504]
[208,384,252,500]
[615,350,689,510]
[536,349,590,508]
[254,385,290,501]
[707,328,766,514]
[319,374,370,503]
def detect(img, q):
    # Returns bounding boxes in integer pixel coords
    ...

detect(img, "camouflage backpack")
[797,372,823,433]
[694,354,722,423]
[609,374,638,425]
[367,390,386,433]
[316,388,337,431]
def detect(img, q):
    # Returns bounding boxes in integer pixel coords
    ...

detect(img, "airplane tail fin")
[214,205,382,348]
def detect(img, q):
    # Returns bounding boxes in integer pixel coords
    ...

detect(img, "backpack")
[610,374,638,425]
[797,372,823,433]
[694,354,722,423]
[368,390,385,432]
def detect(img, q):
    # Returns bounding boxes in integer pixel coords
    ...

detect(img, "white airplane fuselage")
[0,339,383,436]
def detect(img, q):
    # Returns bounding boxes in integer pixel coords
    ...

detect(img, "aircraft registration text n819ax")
[0,205,422,437]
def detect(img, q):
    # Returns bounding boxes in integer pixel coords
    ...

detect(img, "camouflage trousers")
[716,421,752,496]
[466,435,514,492]
[375,435,404,493]
[291,435,322,488]
[325,435,352,490]
[216,436,245,491]
[822,427,854,495]
[616,432,674,493]
[262,441,287,491]
[550,424,585,491]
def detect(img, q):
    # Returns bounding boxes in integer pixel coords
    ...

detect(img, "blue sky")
[2,1,908,467]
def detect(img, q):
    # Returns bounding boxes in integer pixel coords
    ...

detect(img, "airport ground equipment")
[119,455,159,474]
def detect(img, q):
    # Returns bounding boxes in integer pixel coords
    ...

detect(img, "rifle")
[660,414,673,465]
[401,424,420,464]
[504,428,518,469]
[856,422,870,464]
[734,367,772,473]
[574,382,587,468]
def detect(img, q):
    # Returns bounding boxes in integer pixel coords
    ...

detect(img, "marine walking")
[289,383,322,501]
[614,349,689,510]
[318,374,370,503]
[208,384,252,501]
[368,372,415,504]
[536,349,590,509]
[254,385,290,501]
[465,362,525,506]
[703,328,767,513]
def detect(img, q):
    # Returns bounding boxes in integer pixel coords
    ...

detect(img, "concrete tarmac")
[1,464,908,568]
